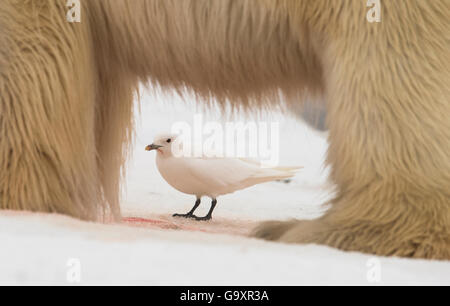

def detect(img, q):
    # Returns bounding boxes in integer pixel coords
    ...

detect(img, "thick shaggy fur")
[0,1,449,259]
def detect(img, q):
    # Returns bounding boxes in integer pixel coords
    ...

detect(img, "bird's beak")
[145,144,163,151]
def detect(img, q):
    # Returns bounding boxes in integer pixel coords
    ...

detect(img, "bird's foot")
[192,215,212,221]
[172,213,196,219]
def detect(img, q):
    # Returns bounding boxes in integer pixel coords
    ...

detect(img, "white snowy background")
[0,89,449,285]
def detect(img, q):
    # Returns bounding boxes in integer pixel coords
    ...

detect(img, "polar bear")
[0,1,448,259]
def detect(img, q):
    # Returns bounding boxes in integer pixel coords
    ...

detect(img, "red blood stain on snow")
[122,216,255,236]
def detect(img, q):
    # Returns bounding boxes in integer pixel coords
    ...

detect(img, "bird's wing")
[238,158,303,173]
[182,157,298,193]
[182,157,254,187]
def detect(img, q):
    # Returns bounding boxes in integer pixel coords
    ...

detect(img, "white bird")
[145,134,301,221]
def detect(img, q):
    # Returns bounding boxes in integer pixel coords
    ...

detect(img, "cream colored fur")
[0,1,448,258]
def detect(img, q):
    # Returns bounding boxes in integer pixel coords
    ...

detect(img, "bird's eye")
[167,139,171,143]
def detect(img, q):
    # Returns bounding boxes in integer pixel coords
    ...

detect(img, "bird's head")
[145,133,179,156]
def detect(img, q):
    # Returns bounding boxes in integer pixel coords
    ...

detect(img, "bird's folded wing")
[183,157,298,190]
[183,158,254,188]
[238,158,303,173]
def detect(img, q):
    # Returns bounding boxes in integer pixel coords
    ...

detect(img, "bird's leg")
[173,198,201,218]
[194,199,217,221]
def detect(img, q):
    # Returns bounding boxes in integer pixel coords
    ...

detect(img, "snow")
[0,89,449,285]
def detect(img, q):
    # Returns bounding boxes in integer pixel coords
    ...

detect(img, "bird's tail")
[239,158,303,173]
[250,165,301,182]
[229,160,302,191]
[240,170,295,187]
[237,158,302,185]
[272,166,303,173]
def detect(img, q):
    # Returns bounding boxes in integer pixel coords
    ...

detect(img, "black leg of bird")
[194,199,217,221]
[173,198,201,218]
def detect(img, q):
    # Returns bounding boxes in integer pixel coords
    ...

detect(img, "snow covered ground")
[0,90,449,285]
